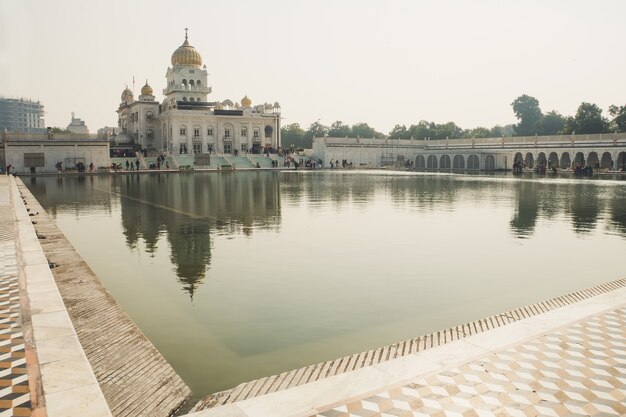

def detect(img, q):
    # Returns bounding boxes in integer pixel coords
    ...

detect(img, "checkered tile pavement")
[0,179,31,417]
[314,307,626,417]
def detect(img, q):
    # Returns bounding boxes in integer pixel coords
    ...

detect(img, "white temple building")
[117,30,281,155]
[66,112,89,134]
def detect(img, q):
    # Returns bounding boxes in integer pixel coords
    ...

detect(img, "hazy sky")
[1,0,624,134]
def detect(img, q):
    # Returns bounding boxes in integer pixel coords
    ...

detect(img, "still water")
[25,171,626,397]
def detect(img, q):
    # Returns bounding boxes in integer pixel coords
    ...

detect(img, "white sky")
[1,0,624,134]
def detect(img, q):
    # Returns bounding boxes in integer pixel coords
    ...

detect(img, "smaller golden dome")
[141,81,153,96]
[241,95,252,108]
[121,87,133,101]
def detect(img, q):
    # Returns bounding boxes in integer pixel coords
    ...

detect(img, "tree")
[351,122,382,138]
[432,122,463,139]
[511,94,542,136]
[407,121,434,139]
[569,102,610,134]
[609,104,626,132]
[328,121,351,137]
[540,111,567,135]
[302,120,329,148]
[489,125,504,137]
[280,123,306,149]
[466,127,490,138]
[388,124,408,139]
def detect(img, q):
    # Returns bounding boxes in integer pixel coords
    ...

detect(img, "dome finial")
[185,27,188,42]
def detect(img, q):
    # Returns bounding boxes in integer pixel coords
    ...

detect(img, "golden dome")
[121,87,133,101]
[141,81,153,96]
[241,95,252,108]
[171,31,202,67]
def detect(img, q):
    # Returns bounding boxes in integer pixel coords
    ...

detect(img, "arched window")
[452,155,465,169]
[179,125,187,136]
[265,125,273,138]
[182,79,187,89]
[189,97,195,103]
[241,126,248,137]
[426,155,437,169]
[440,155,451,169]
[197,97,201,102]
[182,97,187,102]
[468,154,479,170]
[197,80,202,86]
[189,80,195,87]
[253,128,260,140]
[207,126,214,136]
[146,112,153,120]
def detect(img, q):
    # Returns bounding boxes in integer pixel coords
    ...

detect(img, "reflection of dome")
[241,95,252,108]
[141,81,153,96]
[121,88,133,101]
[171,31,202,67]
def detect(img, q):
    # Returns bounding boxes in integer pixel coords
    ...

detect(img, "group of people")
[124,159,141,171]
[54,161,94,173]
[330,159,353,169]
[513,160,526,174]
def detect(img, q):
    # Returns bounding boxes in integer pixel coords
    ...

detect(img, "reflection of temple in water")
[116,173,282,298]
[24,172,626,298]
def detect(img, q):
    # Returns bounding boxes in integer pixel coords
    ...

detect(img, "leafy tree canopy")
[540,111,567,135]
[511,94,542,136]
[609,104,626,132]
[328,121,351,137]
[567,102,610,134]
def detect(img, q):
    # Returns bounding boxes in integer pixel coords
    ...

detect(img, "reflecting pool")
[25,171,626,397]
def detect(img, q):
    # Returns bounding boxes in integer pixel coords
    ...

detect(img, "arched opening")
[415,155,426,169]
[197,97,201,102]
[525,152,534,169]
[182,97,187,102]
[189,97,195,102]
[427,155,438,169]
[484,155,495,171]
[514,152,523,163]
[586,152,599,168]
[189,80,195,87]
[453,155,465,170]
[600,152,613,169]
[440,155,451,169]
[182,79,187,88]
[197,80,202,86]
[559,152,570,169]
[573,152,585,167]
[537,152,547,166]
[265,125,273,139]
[467,154,479,170]
[618,152,626,171]
[548,152,559,168]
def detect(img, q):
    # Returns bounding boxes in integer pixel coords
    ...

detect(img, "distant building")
[116,30,281,155]
[0,97,45,133]
[66,112,89,134]
[97,126,117,137]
